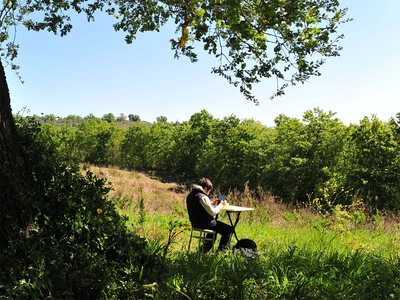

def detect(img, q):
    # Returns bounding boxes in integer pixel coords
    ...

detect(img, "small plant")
[162,219,191,264]
[304,179,369,234]
[349,197,366,228]
[136,188,147,227]
[111,195,133,210]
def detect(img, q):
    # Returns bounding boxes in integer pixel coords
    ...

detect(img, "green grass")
[122,205,399,256]
[113,198,400,299]
[5,160,398,299]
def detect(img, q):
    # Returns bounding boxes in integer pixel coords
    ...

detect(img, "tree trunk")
[0,60,29,249]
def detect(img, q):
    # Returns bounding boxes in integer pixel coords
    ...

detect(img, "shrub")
[0,117,158,299]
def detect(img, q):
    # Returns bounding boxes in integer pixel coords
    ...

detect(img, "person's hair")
[198,178,213,191]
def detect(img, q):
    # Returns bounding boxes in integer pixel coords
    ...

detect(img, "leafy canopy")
[1,0,350,102]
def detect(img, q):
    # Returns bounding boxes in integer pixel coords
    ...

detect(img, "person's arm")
[199,195,223,217]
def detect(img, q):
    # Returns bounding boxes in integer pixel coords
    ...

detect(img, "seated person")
[186,178,233,252]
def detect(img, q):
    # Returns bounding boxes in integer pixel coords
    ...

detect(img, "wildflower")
[97,208,103,214]
[106,217,111,221]
[99,219,103,223]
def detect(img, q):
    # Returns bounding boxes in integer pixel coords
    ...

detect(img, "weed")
[136,189,147,227]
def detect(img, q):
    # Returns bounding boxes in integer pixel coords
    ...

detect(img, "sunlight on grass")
[86,165,400,299]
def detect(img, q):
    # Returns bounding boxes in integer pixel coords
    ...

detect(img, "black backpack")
[233,239,258,259]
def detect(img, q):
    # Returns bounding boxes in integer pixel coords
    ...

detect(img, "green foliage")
[84,113,101,121]
[147,122,175,170]
[348,115,400,210]
[156,115,168,124]
[1,0,349,102]
[169,121,196,174]
[264,108,347,203]
[128,113,141,121]
[102,112,116,123]
[197,115,272,191]
[0,117,159,299]
[42,113,57,121]
[30,109,400,212]
[137,191,147,227]
[90,122,123,166]
[65,114,83,120]
[4,122,399,300]
[120,124,151,169]
[59,124,78,161]
[175,110,216,175]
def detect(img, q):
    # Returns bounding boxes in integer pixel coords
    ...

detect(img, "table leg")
[226,211,242,242]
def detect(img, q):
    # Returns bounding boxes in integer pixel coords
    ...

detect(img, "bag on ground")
[233,238,258,258]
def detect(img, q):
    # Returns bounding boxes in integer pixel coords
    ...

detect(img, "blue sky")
[6,0,400,126]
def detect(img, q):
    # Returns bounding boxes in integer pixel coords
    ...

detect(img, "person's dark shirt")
[186,185,222,227]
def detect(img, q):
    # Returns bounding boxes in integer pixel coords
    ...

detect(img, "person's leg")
[206,220,233,251]
[215,221,233,251]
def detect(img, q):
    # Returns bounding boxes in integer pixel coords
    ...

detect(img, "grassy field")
[88,165,400,299]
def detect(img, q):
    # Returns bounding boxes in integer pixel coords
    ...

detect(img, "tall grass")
[89,166,400,299]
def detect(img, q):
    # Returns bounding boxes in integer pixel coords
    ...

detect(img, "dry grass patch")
[82,165,189,215]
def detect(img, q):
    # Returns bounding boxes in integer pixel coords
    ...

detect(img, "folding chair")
[188,227,216,254]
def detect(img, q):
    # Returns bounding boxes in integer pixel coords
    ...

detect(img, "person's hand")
[221,200,227,207]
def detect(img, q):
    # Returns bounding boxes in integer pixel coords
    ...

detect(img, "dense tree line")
[30,108,400,211]
[29,112,144,123]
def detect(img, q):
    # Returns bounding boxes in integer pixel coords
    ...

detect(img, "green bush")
[0,117,158,299]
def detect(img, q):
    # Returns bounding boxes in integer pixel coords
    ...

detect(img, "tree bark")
[0,60,29,249]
